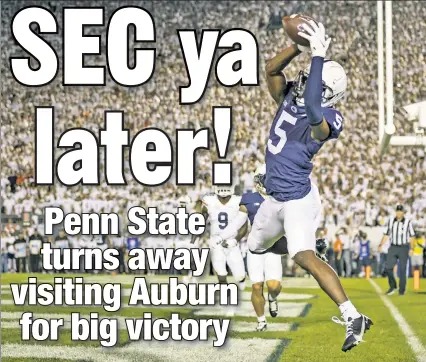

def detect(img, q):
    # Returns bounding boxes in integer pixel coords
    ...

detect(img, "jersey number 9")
[218,212,229,229]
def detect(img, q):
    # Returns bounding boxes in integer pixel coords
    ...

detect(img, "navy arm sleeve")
[304,56,324,126]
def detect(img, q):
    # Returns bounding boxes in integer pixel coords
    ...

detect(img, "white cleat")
[255,321,267,332]
[269,298,278,318]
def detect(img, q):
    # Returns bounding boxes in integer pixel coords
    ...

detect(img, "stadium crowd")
[1,1,425,274]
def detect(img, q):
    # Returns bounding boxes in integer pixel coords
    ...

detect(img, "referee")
[378,205,416,296]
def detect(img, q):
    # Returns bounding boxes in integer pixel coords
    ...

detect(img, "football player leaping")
[200,186,247,291]
[212,164,328,332]
[247,21,373,352]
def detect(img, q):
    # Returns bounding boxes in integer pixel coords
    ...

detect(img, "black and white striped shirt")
[384,217,416,246]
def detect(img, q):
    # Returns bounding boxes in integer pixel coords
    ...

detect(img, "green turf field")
[1,273,425,362]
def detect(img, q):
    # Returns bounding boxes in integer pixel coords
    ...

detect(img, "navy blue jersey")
[265,83,344,202]
[359,240,370,259]
[240,191,265,224]
[126,237,139,250]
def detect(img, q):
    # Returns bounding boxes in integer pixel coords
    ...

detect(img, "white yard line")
[2,338,282,362]
[1,311,71,320]
[369,279,426,362]
[194,301,308,318]
[230,321,294,332]
[1,312,294,333]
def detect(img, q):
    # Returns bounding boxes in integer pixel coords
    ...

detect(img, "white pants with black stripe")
[210,244,246,280]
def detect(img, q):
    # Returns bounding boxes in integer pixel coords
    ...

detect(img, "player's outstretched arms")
[265,44,301,105]
[298,21,332,141]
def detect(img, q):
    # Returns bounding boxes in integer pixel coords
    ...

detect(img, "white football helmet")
[253,164,266,194]
[293,60,347,108]
[214,185,234,198]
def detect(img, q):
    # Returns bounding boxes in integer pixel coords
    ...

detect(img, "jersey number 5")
[267,109,297,155]
[333,113,343,130]
[218,212,228,229]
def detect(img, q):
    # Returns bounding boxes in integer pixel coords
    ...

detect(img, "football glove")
[298,20,331,58]
[222,238,238,248]
[208,235,223,249]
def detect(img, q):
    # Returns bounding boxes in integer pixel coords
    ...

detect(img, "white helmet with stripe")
[293,60,347,108]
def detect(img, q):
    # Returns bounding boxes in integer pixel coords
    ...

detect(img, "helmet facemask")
[214,186,234,198]
[293,70,335,108]
[292,70,309,106]
[253,173,266,194]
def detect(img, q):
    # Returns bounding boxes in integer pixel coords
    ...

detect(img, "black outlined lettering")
[107,6,156,87]
[127,276,237,306]
[125,313,230,347]
[129,128,173,186]
[152,319,169,341]
[126,248,208,276]
[44,207,64,234]
[63,7,105,85]
[176,128,209,185]
[212,107,232,185]
[56,127,100,186]
[127,206,148,235]
[215,29,259,87]
[177,29,220,104]
[20,312,64,341]
[100,111,130,185]
[10,6,58,86]
[125,313,152,341]
[40,243,120,271]
[35,106,55,185]
[12,277,121,312]
[71,312,118,347]
[44,207,119,235]
[127,207,205,236]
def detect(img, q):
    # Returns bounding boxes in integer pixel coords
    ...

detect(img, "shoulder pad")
[201,194,216,208]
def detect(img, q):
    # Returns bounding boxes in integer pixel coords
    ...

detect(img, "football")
[282,14,318,46]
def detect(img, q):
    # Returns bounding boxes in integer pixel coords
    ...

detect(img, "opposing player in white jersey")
[200,185,247,290]
[216,165,282,331]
